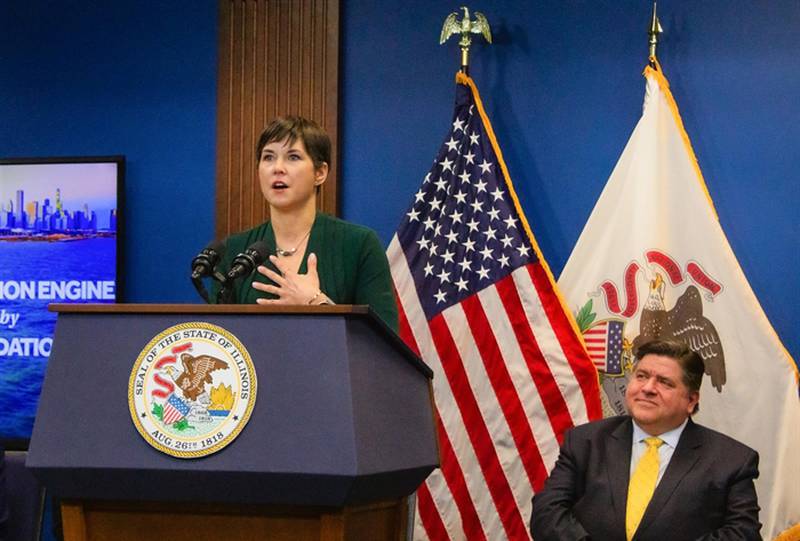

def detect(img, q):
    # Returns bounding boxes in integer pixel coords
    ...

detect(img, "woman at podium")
[214,116,398,331]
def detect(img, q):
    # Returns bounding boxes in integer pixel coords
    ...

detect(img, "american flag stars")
[396,88,537,319]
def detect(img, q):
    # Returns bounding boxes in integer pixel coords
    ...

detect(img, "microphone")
[226,241,269,280]
[191,240,226,304]
[191,240,225,280]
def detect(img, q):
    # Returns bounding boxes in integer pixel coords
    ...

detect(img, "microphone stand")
[217,241,269,303]
[197,240,267,304]
[191,267,233,304]
[215,271,235,304]
[192,276,211,303]
[191,242,226,304]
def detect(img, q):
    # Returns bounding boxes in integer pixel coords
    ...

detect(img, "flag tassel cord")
[644,59,718,220]
[774,523,800,541]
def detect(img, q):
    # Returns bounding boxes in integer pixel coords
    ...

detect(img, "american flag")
[388,73,602,540]
[162,393,190,425]
[583,320,625,375]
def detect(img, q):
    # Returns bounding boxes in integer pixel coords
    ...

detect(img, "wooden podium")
[27,304,439,541]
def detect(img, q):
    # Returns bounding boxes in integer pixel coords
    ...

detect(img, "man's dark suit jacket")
[530,416,761,541]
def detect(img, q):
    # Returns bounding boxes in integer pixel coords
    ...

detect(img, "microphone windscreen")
[191,238,227,284]
[206,239,226,257]
[247,240,270,264]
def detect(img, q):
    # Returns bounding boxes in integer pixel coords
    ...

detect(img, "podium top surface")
[47,303,432,379]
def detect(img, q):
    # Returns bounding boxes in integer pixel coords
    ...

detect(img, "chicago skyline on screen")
[0,186,117,236]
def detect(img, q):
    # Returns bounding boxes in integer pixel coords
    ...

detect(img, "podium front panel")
[27,307,437,506]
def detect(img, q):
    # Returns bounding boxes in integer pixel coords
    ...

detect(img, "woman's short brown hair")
[256,116,331,170]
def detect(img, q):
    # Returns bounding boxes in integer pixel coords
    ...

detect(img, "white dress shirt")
[630,418,689,485]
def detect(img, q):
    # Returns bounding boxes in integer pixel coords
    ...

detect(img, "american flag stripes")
[388,72,602,540]
[162,393,190,425]
[583,320,625,375]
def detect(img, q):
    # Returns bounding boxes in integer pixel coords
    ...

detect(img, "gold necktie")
[626,436,664,541]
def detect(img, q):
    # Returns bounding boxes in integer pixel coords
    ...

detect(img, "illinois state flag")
[389,72,602,540]
[558,63,800,540]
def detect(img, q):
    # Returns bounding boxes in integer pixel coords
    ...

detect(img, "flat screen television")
[0,156,124,447]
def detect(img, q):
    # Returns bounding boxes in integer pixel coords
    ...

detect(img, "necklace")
[275,229,311,257]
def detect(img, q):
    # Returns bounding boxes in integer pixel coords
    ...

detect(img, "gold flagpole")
[439,6,493,75]
[648,2,663,67]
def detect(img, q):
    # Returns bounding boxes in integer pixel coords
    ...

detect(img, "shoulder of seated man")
[566,416,629,440]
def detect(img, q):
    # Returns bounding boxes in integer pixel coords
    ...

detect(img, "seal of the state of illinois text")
[128,322,256,458]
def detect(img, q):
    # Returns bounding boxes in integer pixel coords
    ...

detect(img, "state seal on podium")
[128,321,257,458]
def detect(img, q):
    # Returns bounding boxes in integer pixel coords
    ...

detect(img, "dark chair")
[4,451,44,541]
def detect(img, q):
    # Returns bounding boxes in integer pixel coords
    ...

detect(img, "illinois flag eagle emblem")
[128,322,257,458]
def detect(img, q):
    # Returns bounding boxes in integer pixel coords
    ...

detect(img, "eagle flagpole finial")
[648,2,663,65]
[440,6,492,75]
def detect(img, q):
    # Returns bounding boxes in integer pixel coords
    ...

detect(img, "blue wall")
[0,1,218,302]
[340,0,800,364]
[1,1,797,362]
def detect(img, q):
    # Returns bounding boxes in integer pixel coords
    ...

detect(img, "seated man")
[530,339,761,541]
